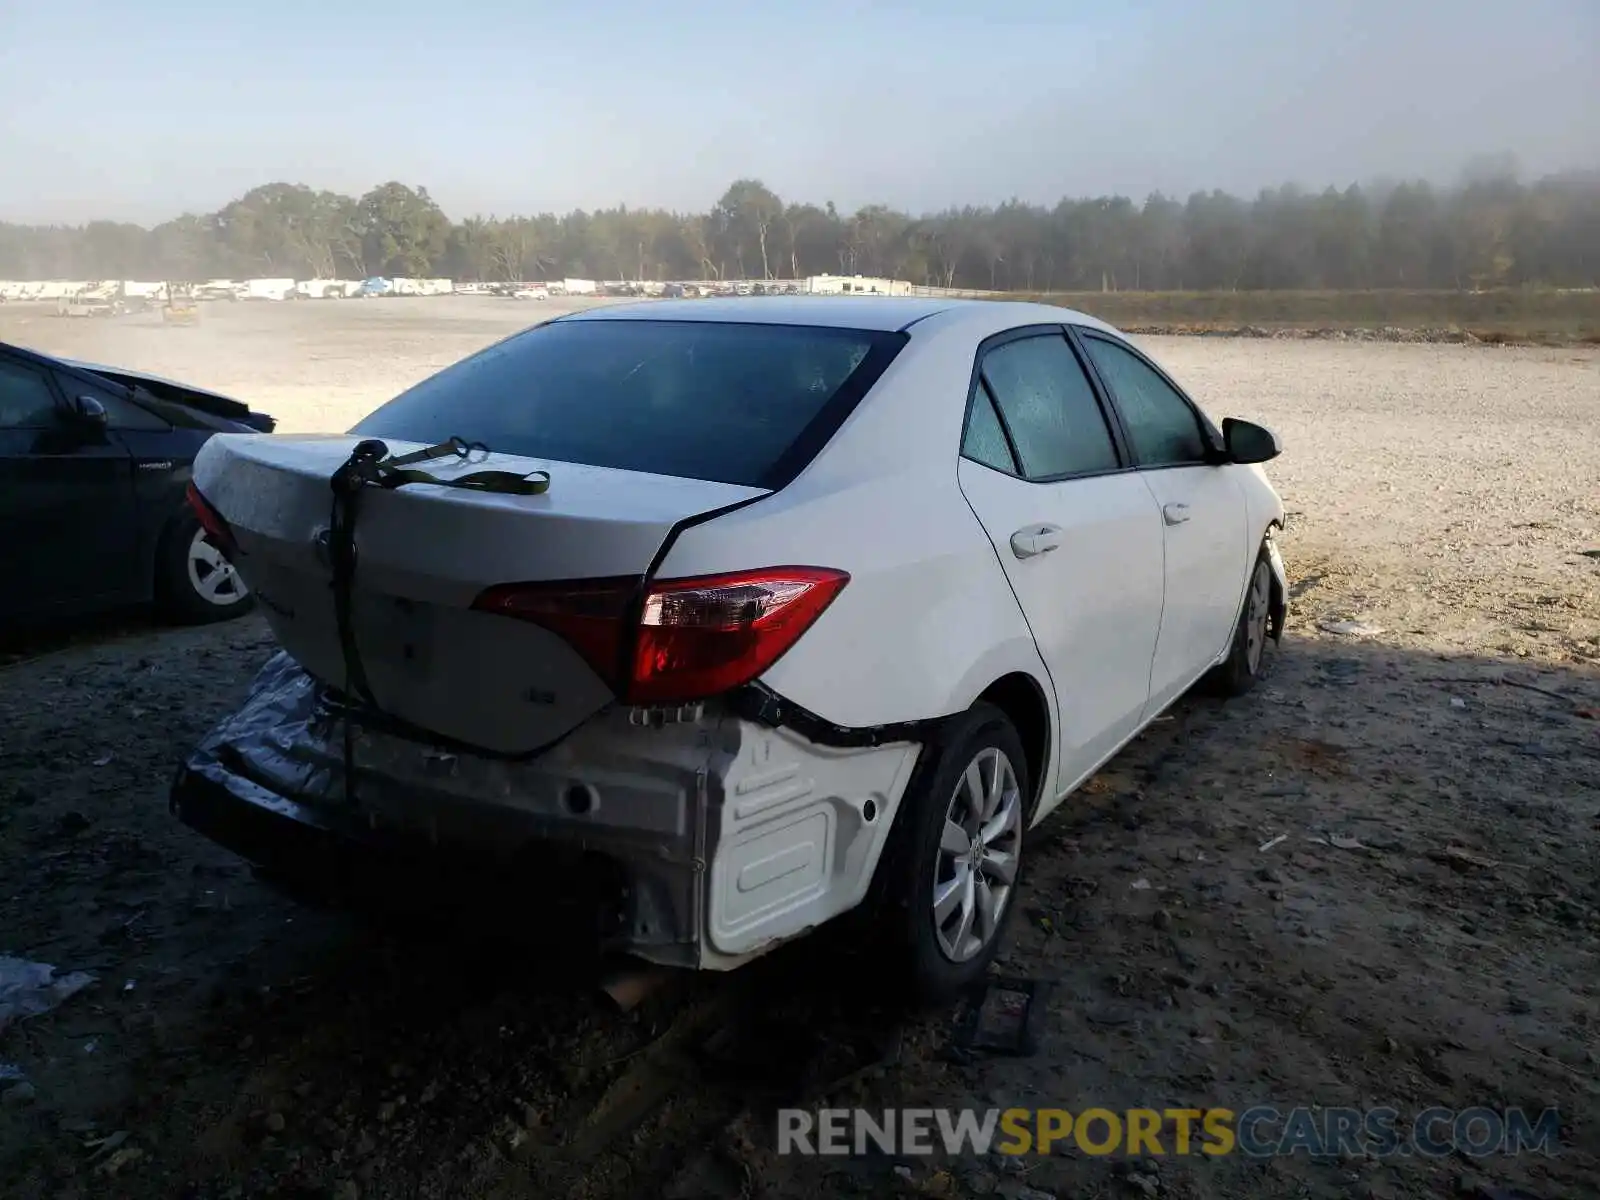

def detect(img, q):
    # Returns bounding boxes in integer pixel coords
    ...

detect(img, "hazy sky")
[2,0,1595,225]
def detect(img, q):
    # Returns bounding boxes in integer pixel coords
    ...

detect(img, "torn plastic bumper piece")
[170,652,923,970]
[1264,534,1289,641]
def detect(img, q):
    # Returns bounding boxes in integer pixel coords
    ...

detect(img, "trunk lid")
[192,434,767,753]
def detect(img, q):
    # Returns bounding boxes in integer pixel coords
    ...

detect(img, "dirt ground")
[1,299,1597,1200]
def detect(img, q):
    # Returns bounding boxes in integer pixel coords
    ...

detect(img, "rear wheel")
[876,703,1029,1004]
[156,513,254,624]
[1205,544,1274,696]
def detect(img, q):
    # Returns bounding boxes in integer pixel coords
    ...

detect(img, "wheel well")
[151,507,196,594]
[976,672,1050,815]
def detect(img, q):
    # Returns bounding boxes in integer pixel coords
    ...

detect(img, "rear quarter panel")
[656,320,1057,755]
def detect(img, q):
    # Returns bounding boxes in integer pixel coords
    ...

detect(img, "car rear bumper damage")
[170,652,923,970]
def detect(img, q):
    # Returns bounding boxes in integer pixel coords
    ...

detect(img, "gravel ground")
[1,299,1597,1199]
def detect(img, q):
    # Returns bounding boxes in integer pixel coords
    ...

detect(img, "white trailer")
[294,279,360,299]
[35,281,91,301]
[242,278,296,301]
[562,277,598,296]
[805,274,913,296]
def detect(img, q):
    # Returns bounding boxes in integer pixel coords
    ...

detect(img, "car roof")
[558,295,1121,336]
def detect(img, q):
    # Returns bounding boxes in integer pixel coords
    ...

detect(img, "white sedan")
[174,297,1287,1001]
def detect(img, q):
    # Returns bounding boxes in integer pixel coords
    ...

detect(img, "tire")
[1204,543,1275,697]
[155,512,255,624]
[875,703,1030,1005]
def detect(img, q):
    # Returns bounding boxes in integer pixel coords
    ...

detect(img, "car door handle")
[1010,524,1063,559]
[1162,503,1191,526]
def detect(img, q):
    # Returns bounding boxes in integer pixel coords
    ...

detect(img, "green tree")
[356,182,450,276]
[3,165,1598,291]
[711,180,784,279]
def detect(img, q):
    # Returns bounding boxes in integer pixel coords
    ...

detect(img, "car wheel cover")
[186,528,249,606]
[1245,559,1271,674]
[932,745,1022,963]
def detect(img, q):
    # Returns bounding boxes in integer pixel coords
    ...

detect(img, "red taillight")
[471,566,849,705]
[185,482,237,555]
[629,567,849,703]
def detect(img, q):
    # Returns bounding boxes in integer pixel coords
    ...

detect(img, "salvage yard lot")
[1,297,1598,1200]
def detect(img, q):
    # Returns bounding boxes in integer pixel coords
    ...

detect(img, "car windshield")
[351,318,904,489]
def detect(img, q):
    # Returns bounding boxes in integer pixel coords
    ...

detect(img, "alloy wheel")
[932,746,1023,963]
[1245,559,1271,674]
[186,528,249,607]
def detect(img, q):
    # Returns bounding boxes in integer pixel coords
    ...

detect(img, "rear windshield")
[351,318,906,489]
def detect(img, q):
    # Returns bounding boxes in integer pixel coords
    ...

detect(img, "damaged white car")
[171,297,1287,1000]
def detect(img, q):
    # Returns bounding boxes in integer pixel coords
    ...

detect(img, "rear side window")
[977,334,1119,480]
[353,319,905,489]
[961,388,1017,474]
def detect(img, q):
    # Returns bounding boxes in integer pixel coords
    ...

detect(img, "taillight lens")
[630,567,849,704]
[471,566,849,705]
[185,482,237,556]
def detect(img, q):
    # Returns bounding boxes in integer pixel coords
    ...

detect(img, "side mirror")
[1222,417,1281,465]
[72,395,111,429]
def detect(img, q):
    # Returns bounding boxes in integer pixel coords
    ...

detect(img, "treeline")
[2,171,1598,292]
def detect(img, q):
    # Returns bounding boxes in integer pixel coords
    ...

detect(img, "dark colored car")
[0,341,275,626]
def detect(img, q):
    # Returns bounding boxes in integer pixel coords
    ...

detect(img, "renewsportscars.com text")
[777,1106,1561,1159]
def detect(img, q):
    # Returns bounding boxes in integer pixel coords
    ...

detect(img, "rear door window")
[353,319,905,489]
[976,333,1120,480]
